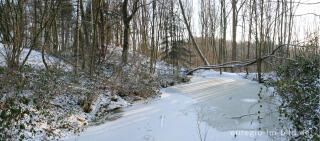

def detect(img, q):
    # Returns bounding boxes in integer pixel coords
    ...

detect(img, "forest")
[0,0,319,140]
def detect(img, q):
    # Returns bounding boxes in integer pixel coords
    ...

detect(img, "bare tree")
[121,0,140,65]
[74,0,81,75]
[231,0,238,72]
[150,0,156,73]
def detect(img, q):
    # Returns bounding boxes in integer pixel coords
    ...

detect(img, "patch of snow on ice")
[241,98,258,103]
[160,93,170,99]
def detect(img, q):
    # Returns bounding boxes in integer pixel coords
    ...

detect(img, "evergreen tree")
[160,9,193,74]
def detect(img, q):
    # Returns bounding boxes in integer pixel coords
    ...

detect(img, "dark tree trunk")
[122,21,130,64]
[231,0,237,72]
[121,0,140,65]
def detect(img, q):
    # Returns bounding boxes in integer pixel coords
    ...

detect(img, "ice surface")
[65,70,286,141]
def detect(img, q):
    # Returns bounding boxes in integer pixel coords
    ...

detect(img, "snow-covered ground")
[0,44,71,70]
[64,70,287,141]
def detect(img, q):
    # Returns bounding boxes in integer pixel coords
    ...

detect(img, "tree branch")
[128,0,140,20]
[178,0,210,66]
[187,44,290,75]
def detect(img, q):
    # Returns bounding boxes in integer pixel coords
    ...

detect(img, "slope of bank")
[0,45,188,140]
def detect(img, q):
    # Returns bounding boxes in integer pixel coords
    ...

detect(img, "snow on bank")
[0,84,132,140]
[0,44,71,70]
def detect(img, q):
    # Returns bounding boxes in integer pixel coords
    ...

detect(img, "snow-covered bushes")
[115,65,159,100]
[270,54,320,140]
[0,66,129,140]
[0,67,82,140]
[0,46,189,140]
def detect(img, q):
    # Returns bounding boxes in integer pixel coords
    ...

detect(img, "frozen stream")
[65,71,286,141]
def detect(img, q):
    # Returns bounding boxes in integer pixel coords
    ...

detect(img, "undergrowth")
[266,54,320,140]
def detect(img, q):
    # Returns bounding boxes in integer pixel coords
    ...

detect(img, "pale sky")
[293,0,320,41]
[190,0,320,42]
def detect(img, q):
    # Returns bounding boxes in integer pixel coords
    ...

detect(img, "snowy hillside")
[0,44,71,70]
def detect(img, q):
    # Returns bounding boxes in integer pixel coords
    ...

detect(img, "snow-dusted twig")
[229,113,257,119]
[195,106,210,141]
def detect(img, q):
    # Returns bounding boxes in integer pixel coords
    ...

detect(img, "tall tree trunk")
[222,0,227,69]
[121,0,140,65]
[99,0,106,58]
[231,0,237,72]
[61,20,65,51]
[150,0,156,73]
[53,16,59,53]
[122,20,130,64]
[80,0,89,69]
[287,0,293,58]
[254,0,260,82]
[257,0,264,83]
[89,0,95,75]
[246,0,253,75]
[75,0,80,75]
[42,28,49,70]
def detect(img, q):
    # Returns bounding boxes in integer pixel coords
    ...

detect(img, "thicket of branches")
[0,0,319,77]
[0,0,196,76]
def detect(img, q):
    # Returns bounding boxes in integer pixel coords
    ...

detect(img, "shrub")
[271,54,319,140]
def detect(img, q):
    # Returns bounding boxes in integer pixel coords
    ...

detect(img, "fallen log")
[187,44,290,75]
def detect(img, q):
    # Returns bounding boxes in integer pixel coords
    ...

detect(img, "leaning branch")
[178,0,210,66]
[187,44,289,75]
